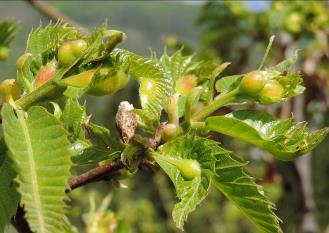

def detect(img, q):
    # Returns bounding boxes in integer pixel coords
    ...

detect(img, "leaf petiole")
[192,88,239,121]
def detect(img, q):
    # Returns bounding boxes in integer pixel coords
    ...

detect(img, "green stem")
[190,121,206,130]
[184,96,192,127]
[192,89,238,121]
[167,94,179,125]
[15,82,65,110]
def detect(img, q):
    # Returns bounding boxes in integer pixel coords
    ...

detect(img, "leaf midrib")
[18,110,46,233]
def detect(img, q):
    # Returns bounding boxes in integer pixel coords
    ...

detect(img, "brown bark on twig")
[25,0,89,33]
[66,160,125,193]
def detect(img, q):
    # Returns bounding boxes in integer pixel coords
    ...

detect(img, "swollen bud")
[58,39,87,66]
[239,71,267,95]
[161,123,178,142]
[175,75,197,95]
[34,61,57,88]
[259,80,284,105]
[0,79,21,103]
[71,39,88,54]
[172,159,201,181]
[0,46,10,61]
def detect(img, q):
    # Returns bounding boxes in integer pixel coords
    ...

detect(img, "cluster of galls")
[1,39,129,103]
[32,39,88,88]
[158,71,286,181]
[239,71,283,105]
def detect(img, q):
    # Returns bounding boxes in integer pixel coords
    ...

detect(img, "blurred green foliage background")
[1,1,329,233]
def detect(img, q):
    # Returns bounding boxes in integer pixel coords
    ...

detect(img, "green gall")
[239,71,267,95]
[58,39,87,66]
[60,68,128,96]
[174,159,201,181]
[259,80,284,105]
[87,69,128,96]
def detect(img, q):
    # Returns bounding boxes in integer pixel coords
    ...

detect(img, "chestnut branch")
[25,0,89,33]
[66,159,125,193]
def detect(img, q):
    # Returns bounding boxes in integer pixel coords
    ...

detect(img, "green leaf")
[211,145,282,233]
[275,73,305,99]
[70,123,123,166]
[206,109,329,160]
[114,49,173,132]
[26,21,80,56]
[153,136,216,229]
[208,62,230,95]
[17,52,56,92]
[63,86,86,98]
[2,104,72,233]
[215,52,304,105]
[0,20,17,46]
[131,109,159,134]
[121,143,144,172]
[62,216,79,233]
[0,144,20,233]
[71,142,120,166]
[84,123,123,152]
[215,74,244,93]
[158,50,228,102]
[267,50,299,73]
[194,60,228,83]
[20,22,124,93]
[159,49,197,82]
[62,98,87,139]
[18,22,81,92]
[82,22,125,65]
